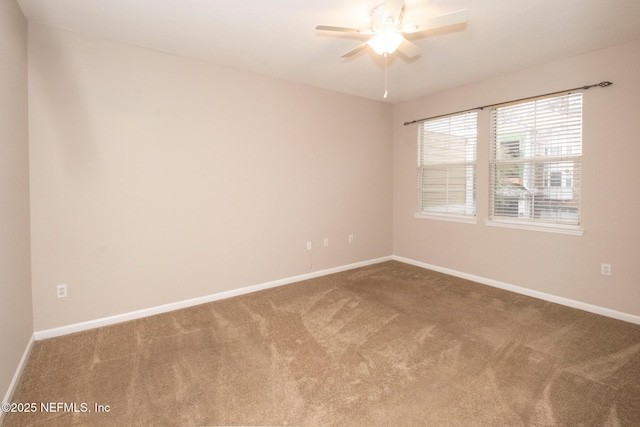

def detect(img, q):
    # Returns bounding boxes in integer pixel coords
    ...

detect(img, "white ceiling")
[16,0,640,103]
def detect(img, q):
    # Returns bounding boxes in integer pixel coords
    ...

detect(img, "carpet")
[3,261,640,426]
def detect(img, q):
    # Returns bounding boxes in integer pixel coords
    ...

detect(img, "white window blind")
[489,92,582,228]
[417,112,477,220]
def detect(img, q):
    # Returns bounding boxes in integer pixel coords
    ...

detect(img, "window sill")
[414,212,477,224]
[484,219,584,235]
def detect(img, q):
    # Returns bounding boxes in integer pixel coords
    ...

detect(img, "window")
[488,92,583,233]
[416,112,477,222]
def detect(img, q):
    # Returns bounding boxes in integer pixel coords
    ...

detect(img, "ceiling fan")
[316,0,469,59]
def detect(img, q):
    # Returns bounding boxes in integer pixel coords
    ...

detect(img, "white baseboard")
[34,256,393,340]
[393,255,640,326]
[32,254,640,341]
[1,334,35,419]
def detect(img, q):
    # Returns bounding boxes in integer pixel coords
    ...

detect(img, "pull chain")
[383,52,388,99]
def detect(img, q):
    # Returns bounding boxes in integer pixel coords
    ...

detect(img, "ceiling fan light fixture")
[368,32,403,55]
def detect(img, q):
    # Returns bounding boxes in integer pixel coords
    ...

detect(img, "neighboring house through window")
[488,92,583,234]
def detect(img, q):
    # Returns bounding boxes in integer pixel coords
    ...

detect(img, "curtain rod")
[402,81,612,126]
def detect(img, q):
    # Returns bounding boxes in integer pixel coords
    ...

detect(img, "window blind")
[417,112,477,219]
[489,92,582,226]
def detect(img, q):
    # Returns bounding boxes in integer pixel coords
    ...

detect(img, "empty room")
[2,0,640,425]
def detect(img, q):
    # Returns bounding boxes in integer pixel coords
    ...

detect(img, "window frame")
[486,92,584,235]
[414,111,478,224]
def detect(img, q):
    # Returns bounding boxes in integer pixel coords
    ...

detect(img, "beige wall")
[28,24,394,331]
[0,0,32,400]
[13,8,640,341]
[393,38,640,317]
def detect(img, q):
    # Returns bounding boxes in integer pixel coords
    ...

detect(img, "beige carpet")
[3,261,640,426]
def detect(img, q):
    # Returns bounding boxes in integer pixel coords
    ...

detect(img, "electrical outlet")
[601,263,612,276]
[57,284,68,298]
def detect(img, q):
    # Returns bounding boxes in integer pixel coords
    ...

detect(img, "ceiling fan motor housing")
[372,4,403,33]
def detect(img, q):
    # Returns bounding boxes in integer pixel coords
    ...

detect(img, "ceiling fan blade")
[341,43,369,58]
[397,38,421,58]
[402,9,469,34]
[384,0,405,24]
[316,25,372,35]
